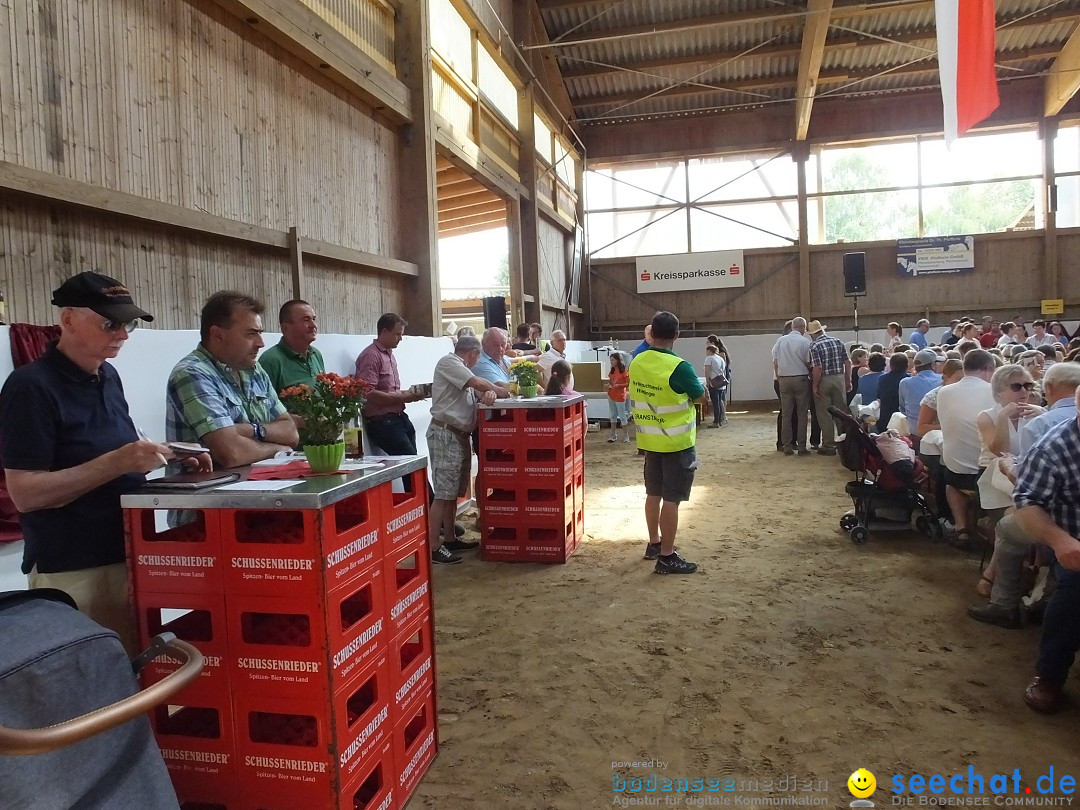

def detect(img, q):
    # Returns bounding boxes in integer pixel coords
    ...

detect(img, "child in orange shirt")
[606,353,630,443]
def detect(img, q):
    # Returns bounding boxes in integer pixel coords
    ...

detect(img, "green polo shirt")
[258,339,326,393]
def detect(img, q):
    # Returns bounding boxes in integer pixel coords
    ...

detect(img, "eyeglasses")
[99,318,139,334]
[1008,382,1036,392]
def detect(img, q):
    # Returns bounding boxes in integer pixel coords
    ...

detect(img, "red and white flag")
[935,0,1000,145]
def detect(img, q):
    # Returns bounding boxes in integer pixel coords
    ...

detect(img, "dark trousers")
[1035,563,1080,684]
[708,385,726,425]
[364,413,430,499]
[774,379,820,446]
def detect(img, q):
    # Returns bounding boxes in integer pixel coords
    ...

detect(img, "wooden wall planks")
[0,0,404,329]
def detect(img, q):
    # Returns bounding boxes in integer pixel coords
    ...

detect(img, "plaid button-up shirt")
[808,334,849,376]
[1013,416,1080,537]
[166,344,287,443]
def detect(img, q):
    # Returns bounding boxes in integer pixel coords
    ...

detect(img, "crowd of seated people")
[836,315,1080,714]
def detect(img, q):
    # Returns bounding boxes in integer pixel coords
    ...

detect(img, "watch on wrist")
[253,422,267,442]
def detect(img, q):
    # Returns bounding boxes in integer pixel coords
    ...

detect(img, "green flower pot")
[520,384,539,398]
[304,441,346,474]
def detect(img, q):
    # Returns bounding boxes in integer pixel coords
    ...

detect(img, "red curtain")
[0,324,62,543]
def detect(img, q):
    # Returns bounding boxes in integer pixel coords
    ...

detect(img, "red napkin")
[247,461,319,480]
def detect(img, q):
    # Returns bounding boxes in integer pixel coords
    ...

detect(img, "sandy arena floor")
[414,410,1077,809]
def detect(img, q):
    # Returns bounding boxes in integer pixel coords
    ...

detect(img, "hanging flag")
[936,0,1000,145]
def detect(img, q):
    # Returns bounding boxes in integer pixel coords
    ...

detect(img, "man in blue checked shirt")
[1013,386,1080,714]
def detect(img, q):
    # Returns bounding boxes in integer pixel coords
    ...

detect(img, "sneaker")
[623,435,631,443]
[443,538,480,552]
[817,447,837,456]
[431,544,462,565]
[797,449,811,456]
[784,447,795,456]
[644,543,679,560]
[607,435,617,443]
[776,442,784,452]
[654,552,698,575]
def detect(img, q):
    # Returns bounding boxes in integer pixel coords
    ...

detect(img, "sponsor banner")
[636,250,745,293]
[896,235,974,277]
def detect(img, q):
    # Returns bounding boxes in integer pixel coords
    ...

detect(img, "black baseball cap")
[51,271,154,322]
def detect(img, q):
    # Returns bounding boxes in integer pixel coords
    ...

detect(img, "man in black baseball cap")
[0,271,204,653]
[50,270,154,325]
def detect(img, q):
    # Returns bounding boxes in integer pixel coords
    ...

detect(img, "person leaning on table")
[0,271,210,653]
[166,291,299,469]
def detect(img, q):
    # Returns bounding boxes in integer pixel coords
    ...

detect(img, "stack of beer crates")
[126,464,436,810]
[477,399,586,563]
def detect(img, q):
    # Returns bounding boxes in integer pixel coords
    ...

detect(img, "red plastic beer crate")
[219,509,322,598]
[328,567,389,688]
[341,743,397,810]
[389,611,434,722]
[381,471,427,552]
[481,479,575,523]
[383,535,431,637]
[136,590,229,703]
[392,689,437,806]
[233,693,334,809]
[335,654,393,785]
[127,509,223,595]
[480,504,583,563]
[225,595,330,701]
[481,437,578,485]
[151,695,238,805]
[323,488,384,591]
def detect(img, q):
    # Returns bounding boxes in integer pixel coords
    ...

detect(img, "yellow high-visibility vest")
[628,349,696,452]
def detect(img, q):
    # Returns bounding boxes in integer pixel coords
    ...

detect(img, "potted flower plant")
[508,358,541,398]
[279,373,372,473]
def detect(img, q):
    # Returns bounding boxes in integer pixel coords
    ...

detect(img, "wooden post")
[794,143,812,315]
[506,197,526,326]
[1041,117,1059,300]
[516,83,542,326]
[396,1,441,336]
[288,226,305,300]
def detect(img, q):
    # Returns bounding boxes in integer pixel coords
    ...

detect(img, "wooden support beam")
[437,209,507,230]
[1046,23,1080,116]
[211,0,411,123]
[515,84,543,325]
[438,200,508,224]
[506,198,526,326]
[288,226,305,299]
[397,0,442,334]
[1042,118,1059,299]
[0,161,418,277]
[437,189,503,212]
[523,0,576,125]
[796,0,833,141]
[795,146,811,313]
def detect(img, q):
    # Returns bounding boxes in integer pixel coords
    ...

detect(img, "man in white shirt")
[935,349,997,544]
[537,330,574,389]
[771,316,812,455]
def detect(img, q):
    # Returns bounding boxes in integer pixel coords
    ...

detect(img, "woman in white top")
[974,364,1044,595]
[885,321,902,355]
[703,345,728,427]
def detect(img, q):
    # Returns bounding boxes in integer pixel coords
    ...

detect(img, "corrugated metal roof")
[536,0,1080,127]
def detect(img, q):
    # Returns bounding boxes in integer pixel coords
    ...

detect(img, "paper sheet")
[216,480,306,491]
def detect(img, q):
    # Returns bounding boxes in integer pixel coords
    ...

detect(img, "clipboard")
[142,471,242,490]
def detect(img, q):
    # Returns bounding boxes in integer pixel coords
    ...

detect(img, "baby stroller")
[828,406,940,545]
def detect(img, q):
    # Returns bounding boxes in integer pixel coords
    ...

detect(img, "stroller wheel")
[915,515,933,537]
[849,526,869,545]
[840,514,859,532]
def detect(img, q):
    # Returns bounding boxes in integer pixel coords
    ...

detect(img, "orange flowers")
[280,373,372,446]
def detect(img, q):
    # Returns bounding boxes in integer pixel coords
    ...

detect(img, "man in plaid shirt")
[1015,387,1080,714]
[807,320,851,456]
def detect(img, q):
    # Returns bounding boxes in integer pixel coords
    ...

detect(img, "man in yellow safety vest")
[628,311,705,574]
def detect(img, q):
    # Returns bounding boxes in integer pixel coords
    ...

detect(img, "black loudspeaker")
[843,252,867,297]
[482,296,508,330]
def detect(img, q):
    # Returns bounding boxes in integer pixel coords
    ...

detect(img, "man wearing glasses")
[167,291,298,469]
[536,330,574,389]
[0,272,209,652]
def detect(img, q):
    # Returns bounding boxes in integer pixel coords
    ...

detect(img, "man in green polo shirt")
[259,299,326,392]
[628,311,704,575]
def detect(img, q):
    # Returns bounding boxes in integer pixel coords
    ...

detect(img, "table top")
[477,393,585,410]
[120,455,427,511]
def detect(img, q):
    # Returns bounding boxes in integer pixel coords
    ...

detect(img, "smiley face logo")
[848,769,877,799]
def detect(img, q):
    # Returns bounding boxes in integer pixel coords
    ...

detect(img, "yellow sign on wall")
[1041,299,1065,315]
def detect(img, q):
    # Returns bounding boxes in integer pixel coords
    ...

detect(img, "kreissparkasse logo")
[640,271,651,281]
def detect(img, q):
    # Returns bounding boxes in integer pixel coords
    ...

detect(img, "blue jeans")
[708,385,726,424]
[1035,563,1080,684]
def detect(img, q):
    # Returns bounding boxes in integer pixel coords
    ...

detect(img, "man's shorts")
[943,467,982,491]
[643,447,697,503]
[426,423,472,500]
